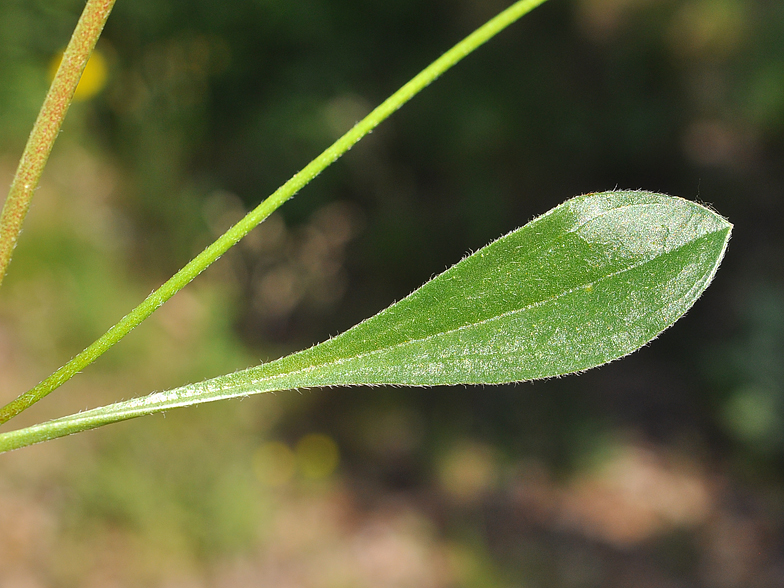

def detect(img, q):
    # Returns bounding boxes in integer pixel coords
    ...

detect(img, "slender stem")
[0,0,117,287]
[0,0,550,426]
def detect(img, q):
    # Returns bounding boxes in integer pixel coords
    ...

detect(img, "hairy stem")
[0,0,550,426]
[0,0,117,287]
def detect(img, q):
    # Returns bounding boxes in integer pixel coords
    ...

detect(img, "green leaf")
[0,190,731,452]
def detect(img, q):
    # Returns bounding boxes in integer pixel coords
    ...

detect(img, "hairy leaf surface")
[0,191,732,451]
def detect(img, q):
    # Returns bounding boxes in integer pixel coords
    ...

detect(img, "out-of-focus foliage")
[1,0,784,586]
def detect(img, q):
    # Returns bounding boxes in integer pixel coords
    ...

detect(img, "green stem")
[0,0,117,288]
[0,0,550,426]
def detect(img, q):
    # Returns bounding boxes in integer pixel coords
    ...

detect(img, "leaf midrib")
[228,225,725,390]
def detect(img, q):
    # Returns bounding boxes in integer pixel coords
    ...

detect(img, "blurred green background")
[1,0,784,586]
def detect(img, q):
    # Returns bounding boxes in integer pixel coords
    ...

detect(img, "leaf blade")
[253,190,731,384]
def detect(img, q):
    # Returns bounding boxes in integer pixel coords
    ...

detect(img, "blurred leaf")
[0,190,731,452]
